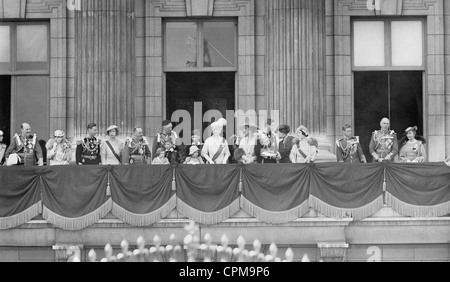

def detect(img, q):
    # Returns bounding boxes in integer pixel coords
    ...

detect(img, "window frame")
[0,21,50,75]
[163,18,238,72]
[352,18,426,71]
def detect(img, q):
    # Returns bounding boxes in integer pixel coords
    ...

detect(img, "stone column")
[266,0,335,162]
[74,0,136,137]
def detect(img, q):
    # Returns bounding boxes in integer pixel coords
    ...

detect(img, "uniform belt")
[82,155,98,160]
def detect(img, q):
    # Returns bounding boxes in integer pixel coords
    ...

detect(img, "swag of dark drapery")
[0,163,449,230]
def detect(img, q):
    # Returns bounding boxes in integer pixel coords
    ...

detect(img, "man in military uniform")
[122,127,152,165]
[336,124,367,163]
[0,130,6,165]
[151,120,182,160]
[76,122,102,165]
[5,123,44,166]
[369,118,399,163]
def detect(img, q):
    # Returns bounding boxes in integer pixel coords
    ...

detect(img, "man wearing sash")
[122,127,152,165]
[76,122,102,165]
[152,120,181,161]
[0,130,6,165]
[5,123,43,166]
[202,118,230,164]
[369,118,399,163]
[276,125,294,163]
[336,124,367,163]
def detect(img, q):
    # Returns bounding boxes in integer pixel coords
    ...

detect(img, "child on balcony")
[152,148,170,165]
[183,146,204,165]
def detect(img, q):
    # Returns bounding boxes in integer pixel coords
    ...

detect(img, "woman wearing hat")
[290,126,317,164]
[237,123,261,164]
[202,118,231,164]
[398,126,427,163]
[46,130,72,166]
[101,125,124,165]
[275,124,295,163]
[184,146,204,165]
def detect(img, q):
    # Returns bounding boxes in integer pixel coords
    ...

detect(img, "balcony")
[0,163,449,262]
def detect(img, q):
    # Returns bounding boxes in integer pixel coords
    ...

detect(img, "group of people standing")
[0,117,449,167]
[336,118,428,163]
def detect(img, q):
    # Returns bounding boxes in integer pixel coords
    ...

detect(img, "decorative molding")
[149,0,250,16]
[25,0,65,17]
[0,0,27,18]
[337,0,439,15]
[186,0,214,16]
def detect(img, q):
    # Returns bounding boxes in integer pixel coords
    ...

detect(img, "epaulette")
[336,139,342,148]
[390,130,396,135]
[373,130,378,135]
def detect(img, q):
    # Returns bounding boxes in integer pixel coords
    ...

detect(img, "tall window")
[164,19,237,71]
[0,22,49,74]
[352,19,425,162]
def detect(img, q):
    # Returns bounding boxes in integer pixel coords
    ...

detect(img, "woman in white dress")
[290,126,317,163]
[202,118,231,164]
[101,125,124,165]
[46,130,72,166]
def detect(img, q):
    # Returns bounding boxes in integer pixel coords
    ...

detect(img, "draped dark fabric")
[385,163,450,217]
[0,167,42,229]
[175,165,241,225]
[1,163,450,230]
[110,165,176,226]
[241,164,310,223]
[308,163,385,220]
[41,166,112,230]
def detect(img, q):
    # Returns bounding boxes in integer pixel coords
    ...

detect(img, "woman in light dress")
[46,130,72,166]
[100,125,124,165]
[290,126,318,164]
[202,118,230,164]
[398,126,427,163]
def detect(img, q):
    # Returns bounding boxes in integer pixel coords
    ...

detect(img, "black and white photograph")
[0,0,450,266]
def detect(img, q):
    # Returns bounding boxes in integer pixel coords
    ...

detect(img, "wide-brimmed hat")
[189,146,200,156]
[107,125,118,134]
[54,130,65,137]
[239,123,258,132]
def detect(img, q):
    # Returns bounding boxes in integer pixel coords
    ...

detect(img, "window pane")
[166,22,198,68]
[0,26,11,72]
[17,25,48,62]
[354,21,385,67]
[203,22,236,68]
[17,25,48,71]
[0,26,10,62]
[391,21,423,67]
